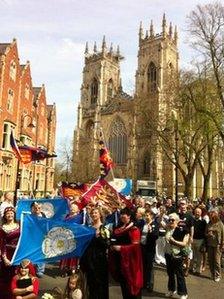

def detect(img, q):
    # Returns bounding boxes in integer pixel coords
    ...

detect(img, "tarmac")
[39,263,224,299]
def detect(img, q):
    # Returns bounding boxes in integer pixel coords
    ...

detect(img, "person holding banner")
[80,207,110,299]
[109,207,143,299]
[0,207,20,299]
[60,202,80,277]
[30,202,46,278]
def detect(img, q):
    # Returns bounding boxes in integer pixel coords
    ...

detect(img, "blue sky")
[0,0,209,151]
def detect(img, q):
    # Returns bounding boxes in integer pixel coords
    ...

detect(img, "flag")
[99,134,114,178]
[79,178,133,211]
[16,198,69,221]
[10,133,57,164]
[109,178,133,196]
[10,132,22,160]
[11,213,95,265]
[18,146,57,164]
[61,182,88,198]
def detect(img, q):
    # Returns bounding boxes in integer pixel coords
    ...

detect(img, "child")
[11,259,39,299]
[64,268,86,299]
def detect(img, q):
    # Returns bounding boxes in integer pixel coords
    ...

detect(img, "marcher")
[60,202,80,277]
[141,210,159,292]
[0,207,20,299]
[206,208,224,282]
[11,259,39,299]
[164,213,189,299]
[109,207,143,299]
[191,207,207,275]
[30,202,46,277]
[80,207,110,299]
[0,191,14,220]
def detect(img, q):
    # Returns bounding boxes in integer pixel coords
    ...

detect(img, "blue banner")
[11,213,95,265]
[109,178,132,196]
[16,197,69,220]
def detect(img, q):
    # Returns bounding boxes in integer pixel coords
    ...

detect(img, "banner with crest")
[79,178,133,211]
[11,213,95,265]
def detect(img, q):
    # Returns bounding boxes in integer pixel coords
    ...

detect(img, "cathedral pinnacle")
[84,42,89,55]
[116,45,120,56]
[174,26,178,44]
[169,22,173,37]
[150,20,154,37]
[162,13,167,37]
[102,35,107,53]
[110,43,113,53]
[139,21,143,42]
[94,41,97,53]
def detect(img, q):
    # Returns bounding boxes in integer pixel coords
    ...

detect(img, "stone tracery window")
[147,62,157,93]
[90,78,98,105]
[109,118,127,164]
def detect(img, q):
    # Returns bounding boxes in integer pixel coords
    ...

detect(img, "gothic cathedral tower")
[135,14,179,195]
[73,37,124,182]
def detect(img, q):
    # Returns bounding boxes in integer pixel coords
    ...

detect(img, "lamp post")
[14,114,35,207]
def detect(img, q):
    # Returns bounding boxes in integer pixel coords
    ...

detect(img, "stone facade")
[0,39,56,199]
[73,16,224,199]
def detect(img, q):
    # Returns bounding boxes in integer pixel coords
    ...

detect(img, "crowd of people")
[0,191,224,299]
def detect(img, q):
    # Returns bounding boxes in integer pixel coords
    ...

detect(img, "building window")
[2,123,14,150]
[25,84,30,99]
[147,62,157,93]
[107,78,113,101]
[7,89,14,112]
[9,60,17,81]
[90,78,98,105]
[109,118,127,164]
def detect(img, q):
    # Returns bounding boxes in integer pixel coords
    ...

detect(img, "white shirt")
[71,289,82,299]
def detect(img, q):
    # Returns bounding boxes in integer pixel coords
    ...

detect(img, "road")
[39,263,224,299]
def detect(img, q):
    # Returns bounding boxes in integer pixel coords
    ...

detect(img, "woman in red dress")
[109,207,143,299]
[0,207,20,299]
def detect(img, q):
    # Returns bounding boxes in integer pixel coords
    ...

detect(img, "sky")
[0,0,210,153]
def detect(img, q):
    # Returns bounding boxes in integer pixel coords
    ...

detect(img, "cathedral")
[72,15,224,199]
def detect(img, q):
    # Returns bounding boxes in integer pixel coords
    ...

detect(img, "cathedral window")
[90,78,98,105]
[109,118,127,164]
[147,62,157,93]
[107,78,113,101]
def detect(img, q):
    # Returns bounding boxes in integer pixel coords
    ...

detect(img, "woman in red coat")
[109,207,143,299]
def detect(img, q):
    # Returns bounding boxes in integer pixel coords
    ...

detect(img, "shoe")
[180,295,188,299]
[214,277,220,282]
[165,291,176,297]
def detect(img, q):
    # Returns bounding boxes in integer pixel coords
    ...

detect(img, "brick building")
[0,39,56,198]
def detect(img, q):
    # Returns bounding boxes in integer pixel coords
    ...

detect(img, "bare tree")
[187,2,224,137]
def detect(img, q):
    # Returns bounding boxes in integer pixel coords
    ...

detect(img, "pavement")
[39,263,224,299]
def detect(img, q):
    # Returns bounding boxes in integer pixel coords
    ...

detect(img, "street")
[39,263,224,299]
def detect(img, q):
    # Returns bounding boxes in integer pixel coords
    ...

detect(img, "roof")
[0,43,10,55]
[33,87,41,97]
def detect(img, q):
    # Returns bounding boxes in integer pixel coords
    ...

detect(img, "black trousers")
[142,245,155,289]
[165,253,187,296]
